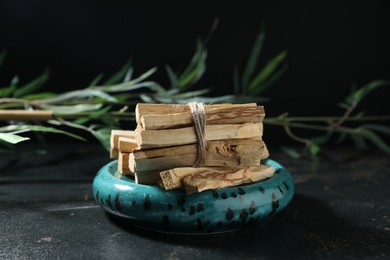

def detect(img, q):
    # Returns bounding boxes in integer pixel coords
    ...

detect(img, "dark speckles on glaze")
[196,218,203,230]
[221,192,227,199]
[226,207,234,221]
[283,181,290,190]
[114,193,122,212]
[249,200,256,214]
[259,186,265,193]
[162,215,169,226]
[278,185,285,196]
[268,193,280,216]
[132,201,136,208]
[238,187,245,195]
[167,203,173,210]
[212,190,218,198]
[196,203,204,212]
[144,195,151,210]
[231,192,237,198]
[240,209,248,221]
[177,195,186,207]
[107,194,112,209]
[189,205,196,215]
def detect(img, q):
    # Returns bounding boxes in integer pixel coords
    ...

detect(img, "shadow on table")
[108,194,390,258]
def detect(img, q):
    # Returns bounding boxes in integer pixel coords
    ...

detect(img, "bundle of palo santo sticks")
[110,103,275,194]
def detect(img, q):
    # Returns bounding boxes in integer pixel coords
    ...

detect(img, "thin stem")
[264,115,390,122]
[266,120,357,134]
[283,124,311,146]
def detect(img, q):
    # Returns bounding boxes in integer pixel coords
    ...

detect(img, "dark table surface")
[1,143,389,259]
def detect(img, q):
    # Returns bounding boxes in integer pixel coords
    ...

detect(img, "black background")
[0,0,389,143]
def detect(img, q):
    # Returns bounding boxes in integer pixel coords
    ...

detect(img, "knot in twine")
[187,102,206,167]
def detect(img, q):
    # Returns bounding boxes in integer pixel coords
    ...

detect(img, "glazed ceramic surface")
[92,159,294,234]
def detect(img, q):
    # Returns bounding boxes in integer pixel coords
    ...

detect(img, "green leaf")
[72,106,113,125]
[104,61,132,85]
[0,50,6,71]
[98,67,157,93]
[360,124,390,137]
[350,133,368,150]
[358,128,390,154]
[91,128,112,152]
[39,89,117,104]
[311,133,332,145]
[241,25,265,90]
[166,65,180,89]
[0,76,19,98]
[41,104,103,114]
[171,88,211,99]
[179,40,207,89]
[249,64,287,96]
[248,50,287,91]
[21,92,56,100]
[89,74,104,87]
[13,69,50,98]
[280,146,301,159]
[345,80,390,105]
[0,133,30,144]
[336,132,348,144]
[0,125,85,141]
[308,142,321,156]
[233,66,240,95]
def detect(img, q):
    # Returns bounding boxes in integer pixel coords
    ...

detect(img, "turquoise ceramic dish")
[92,159,294,234]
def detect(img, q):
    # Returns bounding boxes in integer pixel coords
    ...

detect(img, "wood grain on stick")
[129,138,268,173]
[136,123,263,149]
[183,165,275,194]
[118,137,138,153]
[139,105,264,130]
[159,165,274,193]
[135,103,257,123]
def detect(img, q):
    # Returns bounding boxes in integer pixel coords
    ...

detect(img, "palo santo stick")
[136,123,263,149]
[118,137,138,153]
[118,151,131,175]
[182,165,275,194]
[130,138,268,173]
[135,103,257,123]
[139,105,264,130]
[0,110,53,121]
[159,165,273,193]
[110,130,136,159]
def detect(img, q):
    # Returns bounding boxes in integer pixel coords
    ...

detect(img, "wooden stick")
[139,105,264,130]
[118,151,131,175]
[129,138,268,173]
[110,130,135,159]
[135,103,257,123]
[136,123,263,149]
[157,165,273,193]
[0,110,53,121]
[118,137,138,153]
[110,130,135,149]
[182,165,275,194]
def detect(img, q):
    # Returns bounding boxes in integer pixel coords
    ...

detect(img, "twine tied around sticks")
[187,102,207,167]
